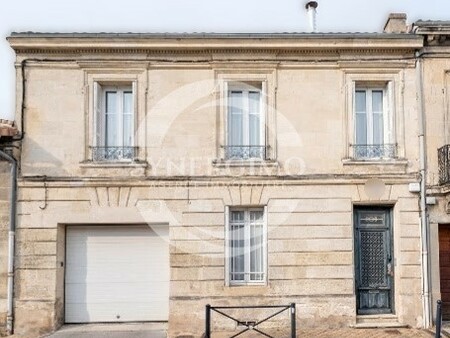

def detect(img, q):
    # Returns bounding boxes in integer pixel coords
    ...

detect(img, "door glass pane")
[105,91,118,147]
[228,91,243,146]
[355,91,367,145]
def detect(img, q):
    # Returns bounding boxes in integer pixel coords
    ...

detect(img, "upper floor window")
[93,83,136,161]
[353,85,396,159]
[227,208,267,285]
[224,82,266,160]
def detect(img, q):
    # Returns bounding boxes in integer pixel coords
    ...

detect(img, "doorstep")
[352,315,408,329]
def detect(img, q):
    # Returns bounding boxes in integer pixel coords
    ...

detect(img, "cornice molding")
[8,36,423,56]
[13,48,417,61]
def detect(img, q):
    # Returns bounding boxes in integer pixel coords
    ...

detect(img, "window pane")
[355,91,366,113]
[250,211,264,223]
[123,91,133,147]
[373,112,384,145]
[372,90,383,113]
[228,91,243,146]
[123,91,133,114]
[249,91,261,146]
[230,224,245,282]
[355,91,367,145]
[123,115,133,147]
[105,91,117,114]
[250,223,264,281]
[105,92,118,147]
[372,90,384,144]
[231,211,245,223]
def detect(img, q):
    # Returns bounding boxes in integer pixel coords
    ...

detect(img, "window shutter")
[132,81,137,145]
[94,82,104,147]
[263,205,268,284]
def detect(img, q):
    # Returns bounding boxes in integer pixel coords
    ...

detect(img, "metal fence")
[352,143,397,159]
[439,145,450,184]
[205,303,296,338]
[91,146,137,161]
[221,146,268,160]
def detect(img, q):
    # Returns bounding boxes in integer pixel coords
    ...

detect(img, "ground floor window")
[227,208,267,285]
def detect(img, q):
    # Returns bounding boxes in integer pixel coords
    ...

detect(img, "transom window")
[225,82,266,160]
[93,84,135,161]
[354,85,395,159]
[228,208,266,285]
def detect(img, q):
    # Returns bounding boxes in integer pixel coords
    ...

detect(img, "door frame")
[354,206,395,315]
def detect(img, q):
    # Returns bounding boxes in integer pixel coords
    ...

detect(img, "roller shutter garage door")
[65,225,169,323]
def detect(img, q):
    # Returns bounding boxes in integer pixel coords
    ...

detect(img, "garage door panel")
[65,301,168,323]
[65,265,168,283]
[65,282,170,303]
[65,226,169,323]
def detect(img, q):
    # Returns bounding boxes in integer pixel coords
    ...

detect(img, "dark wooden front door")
[355,208,394,315]
[439,225,450,320]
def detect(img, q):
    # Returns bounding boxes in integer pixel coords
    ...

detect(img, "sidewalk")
[212,328,433,338]
[7,326,435,338]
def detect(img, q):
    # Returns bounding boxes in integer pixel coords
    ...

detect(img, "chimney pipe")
[305,1,318,33]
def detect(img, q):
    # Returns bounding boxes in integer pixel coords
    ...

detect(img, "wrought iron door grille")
[205,303,296,338]
[352,144,397,159]
[439,144,450,184]
[91,146,137,161]
[222,146,267,160]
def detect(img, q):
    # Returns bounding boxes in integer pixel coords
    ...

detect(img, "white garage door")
[65,225,169,323]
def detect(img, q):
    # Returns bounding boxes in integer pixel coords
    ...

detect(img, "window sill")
[80,160,148,168]
[342,158,408,166]
[227,283,268,288]
[212,159,279,168]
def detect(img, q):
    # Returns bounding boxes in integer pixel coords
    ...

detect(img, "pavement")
[41,323,167,338]
[33,325,436,338]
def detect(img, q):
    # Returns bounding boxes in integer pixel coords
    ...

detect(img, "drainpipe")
[0,149,17,335]
[416,52,431,328]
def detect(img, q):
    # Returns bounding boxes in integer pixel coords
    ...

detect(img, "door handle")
[387,262,394,277]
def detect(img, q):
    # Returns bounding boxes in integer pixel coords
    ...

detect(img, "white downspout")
[416,52,431,328]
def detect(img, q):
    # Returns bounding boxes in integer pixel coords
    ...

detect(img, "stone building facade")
[3,15,429,337]
[415,20,450,322]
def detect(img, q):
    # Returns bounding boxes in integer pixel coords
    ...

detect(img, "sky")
[0,0,449,120]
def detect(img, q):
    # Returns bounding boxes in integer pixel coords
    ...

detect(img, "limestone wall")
[12,180,422,337]
[14,57,421,179]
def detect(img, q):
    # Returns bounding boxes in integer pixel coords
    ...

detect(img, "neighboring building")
[3,14,429,337]
[0,120,19,335]
[415,21,450,321]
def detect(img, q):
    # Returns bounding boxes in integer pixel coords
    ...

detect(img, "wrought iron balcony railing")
[91,146,137,162]
[439,144,450,184]
[222,145,267,160]
[352,144,397,160]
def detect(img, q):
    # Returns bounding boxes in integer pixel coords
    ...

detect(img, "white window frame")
[95,84,135,149]
[226,82,265,150]
[225,206,268,286]
[83,69,147,165]
[215,69,277,164]
[354,86,391,147]
[343,71,406,162]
